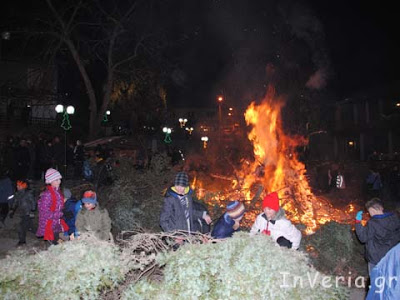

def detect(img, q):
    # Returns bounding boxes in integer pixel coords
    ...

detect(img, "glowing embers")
[193,86,355,234]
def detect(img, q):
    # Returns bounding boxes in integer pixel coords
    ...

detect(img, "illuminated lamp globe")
[55,104,64,113]
[66,105,75,115]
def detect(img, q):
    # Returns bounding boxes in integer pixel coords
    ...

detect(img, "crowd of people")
[0,134,85,182]
[1,137,399,296]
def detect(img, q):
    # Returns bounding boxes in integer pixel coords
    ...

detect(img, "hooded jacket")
[160,186,204,233]
[356,212,400,265]
[75,204,111,240]
[250,208,302,250]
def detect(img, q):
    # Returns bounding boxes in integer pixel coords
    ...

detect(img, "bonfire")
[193,86,355,234]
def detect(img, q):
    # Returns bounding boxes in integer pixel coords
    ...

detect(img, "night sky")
[169,0,400,107]
[1,0,399,108]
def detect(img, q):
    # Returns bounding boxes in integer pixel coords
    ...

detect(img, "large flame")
[194,85,355,234]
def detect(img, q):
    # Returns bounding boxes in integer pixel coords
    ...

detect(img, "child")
[75,190,111,240]
[250,192,301,250]
[160,171,211,233]
[9,180,35,246]
[36,168,69,244]
[355,198,400,274]
[211,201,245,239]
[62,188,82,238]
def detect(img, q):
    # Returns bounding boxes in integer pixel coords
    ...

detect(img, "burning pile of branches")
[192,86,355,234]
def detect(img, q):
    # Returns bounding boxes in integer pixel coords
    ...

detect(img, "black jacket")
[11,189,35,216]
[356,212,400,265]
[160,187,204,233]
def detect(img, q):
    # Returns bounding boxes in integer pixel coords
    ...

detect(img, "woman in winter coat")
[250,192,302,250]
[36,168,69,244]
[9,180,36,245]
[75,190,111,240]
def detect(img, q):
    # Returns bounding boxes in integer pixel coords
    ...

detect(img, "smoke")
[305,68,328,90]
[278,1,331,89]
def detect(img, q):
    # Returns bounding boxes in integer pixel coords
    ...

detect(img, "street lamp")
[201,136,209,149]
[103,110,111,122]
[55,104,75,178]
[217,95,223,143]
[163,127,172,143]
[178,118,188,128]
[185,127,194,135]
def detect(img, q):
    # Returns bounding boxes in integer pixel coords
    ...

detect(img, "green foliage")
[304,222,367,277]
[103,157,175,232]
[122,233,349,299]
[0,236,129,300]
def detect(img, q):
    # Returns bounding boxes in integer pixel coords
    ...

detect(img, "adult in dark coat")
[160,172,211,234]
[52,136,65,171]
[355,198,400,274]
[14,139,31,181]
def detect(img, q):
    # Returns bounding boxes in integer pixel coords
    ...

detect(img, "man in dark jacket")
[355,198,400,275]
[160,172,211,235]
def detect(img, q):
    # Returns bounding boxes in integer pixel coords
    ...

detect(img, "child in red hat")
[250,192,301,249]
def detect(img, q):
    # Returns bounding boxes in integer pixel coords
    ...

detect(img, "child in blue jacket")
[211,201,245,239]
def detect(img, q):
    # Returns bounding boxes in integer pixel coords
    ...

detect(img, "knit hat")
[45,168,62,184]
[262,192,280,211]
[63,188,72,200]
[226,201,245,220]
[174,171,189,187]
[17,180,28,189]
[81,190,97,205]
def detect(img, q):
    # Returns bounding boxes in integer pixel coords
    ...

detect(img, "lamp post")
[162,127,172,143]
[178,118,187,128]
[55,104,75,178]
[185,127,194,135]
[217,95,223,144]
[103,110,111,122]
[201,136,209,149]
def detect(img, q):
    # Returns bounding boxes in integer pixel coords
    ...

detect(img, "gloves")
[355,211,363,222]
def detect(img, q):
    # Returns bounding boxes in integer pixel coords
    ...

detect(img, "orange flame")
[193,85,355,234]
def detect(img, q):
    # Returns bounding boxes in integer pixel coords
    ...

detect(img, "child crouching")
[250,192,301,250]
[75,190,111,240]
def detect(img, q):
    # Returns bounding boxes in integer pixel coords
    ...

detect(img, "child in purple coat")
[36,168,69,244]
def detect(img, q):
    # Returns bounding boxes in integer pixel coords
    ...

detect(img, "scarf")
[44,185,69,241]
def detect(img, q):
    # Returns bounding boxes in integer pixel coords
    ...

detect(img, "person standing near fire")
[160,171,212,236]
[355,198,400,275]
[250,192,301,250]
